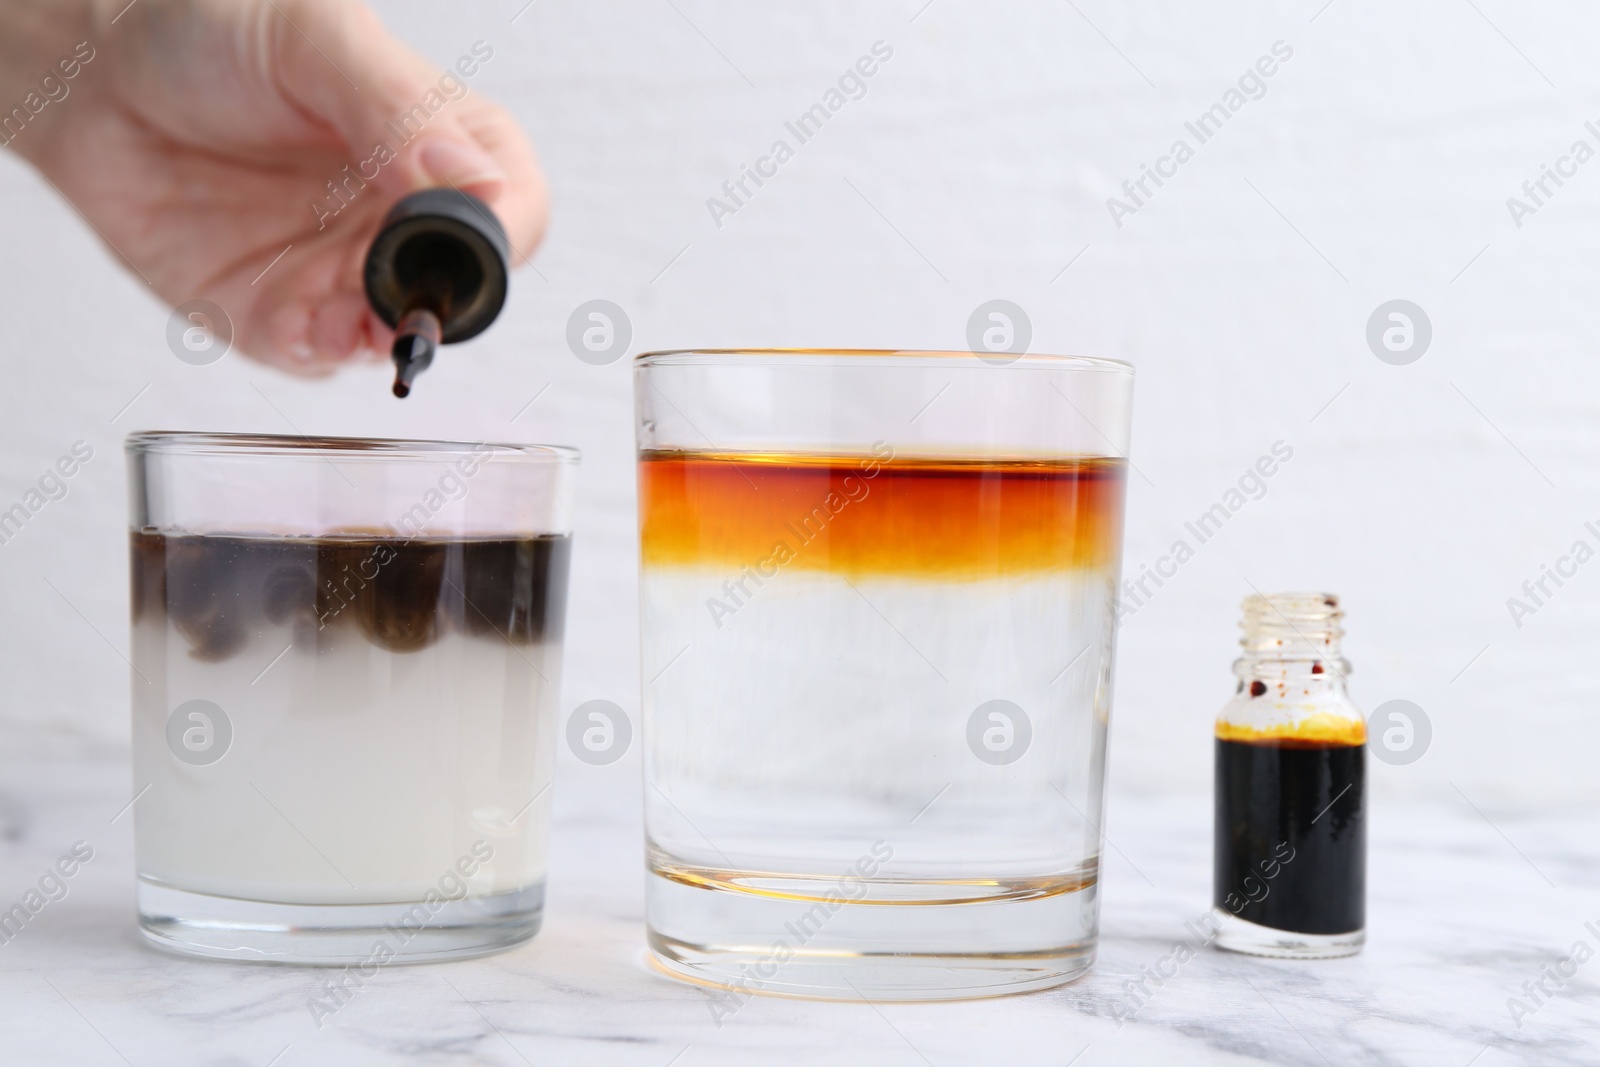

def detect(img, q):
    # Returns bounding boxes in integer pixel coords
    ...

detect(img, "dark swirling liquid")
[131,531,570,661]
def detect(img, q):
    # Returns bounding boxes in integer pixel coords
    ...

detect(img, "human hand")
[10,0,546,376]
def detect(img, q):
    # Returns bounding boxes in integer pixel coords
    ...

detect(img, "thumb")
[269,1,507,201]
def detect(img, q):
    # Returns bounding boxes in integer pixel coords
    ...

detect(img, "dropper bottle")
[1213,593,1366,959]
[363,189,510,397]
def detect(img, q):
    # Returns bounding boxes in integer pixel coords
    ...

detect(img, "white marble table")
[1,753,1594,1066]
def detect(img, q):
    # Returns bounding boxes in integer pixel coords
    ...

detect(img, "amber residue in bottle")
[638,450,1127,579]
[1215,714,1367,747]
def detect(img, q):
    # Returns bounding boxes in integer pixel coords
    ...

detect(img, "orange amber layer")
[638,450,1126,579]
[1215,714,1367,747]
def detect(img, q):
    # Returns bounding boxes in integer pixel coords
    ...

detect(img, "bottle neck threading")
[1232,592,1350,690]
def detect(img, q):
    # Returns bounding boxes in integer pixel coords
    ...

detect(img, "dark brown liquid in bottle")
[1214,738,1365,935]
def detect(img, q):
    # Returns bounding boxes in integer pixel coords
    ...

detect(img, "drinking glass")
[634,349,1133,1000]
[127,432,577,963]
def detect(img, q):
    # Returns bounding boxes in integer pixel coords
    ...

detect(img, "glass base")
[646,868,1097,1002]
[1210,907,1364,959]
[137,878,544,965]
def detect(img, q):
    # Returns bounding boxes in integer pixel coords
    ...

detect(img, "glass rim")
[633,348,1134,372]
[124,431,580,463]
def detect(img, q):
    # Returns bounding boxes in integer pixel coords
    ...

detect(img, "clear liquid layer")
[641,568,1117,999]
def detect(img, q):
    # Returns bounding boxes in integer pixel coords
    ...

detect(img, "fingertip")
[451,105,548,262]
[473,170,548,266]
[306,291,372,364]
[417,138,508,195]
[252,294,364,376]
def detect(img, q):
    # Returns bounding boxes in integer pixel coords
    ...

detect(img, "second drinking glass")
[634,349,1133,1000]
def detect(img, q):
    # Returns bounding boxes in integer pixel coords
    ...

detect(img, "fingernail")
[418,139,505,191]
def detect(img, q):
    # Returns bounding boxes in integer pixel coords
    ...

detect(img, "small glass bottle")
[1213,593,1365,958]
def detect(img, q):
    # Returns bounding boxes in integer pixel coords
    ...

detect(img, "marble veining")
[0,755,1594,1066]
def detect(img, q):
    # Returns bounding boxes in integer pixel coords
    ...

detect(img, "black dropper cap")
[363,189,510,398]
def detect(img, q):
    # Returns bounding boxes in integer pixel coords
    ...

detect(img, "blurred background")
[2,0,1593,804]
